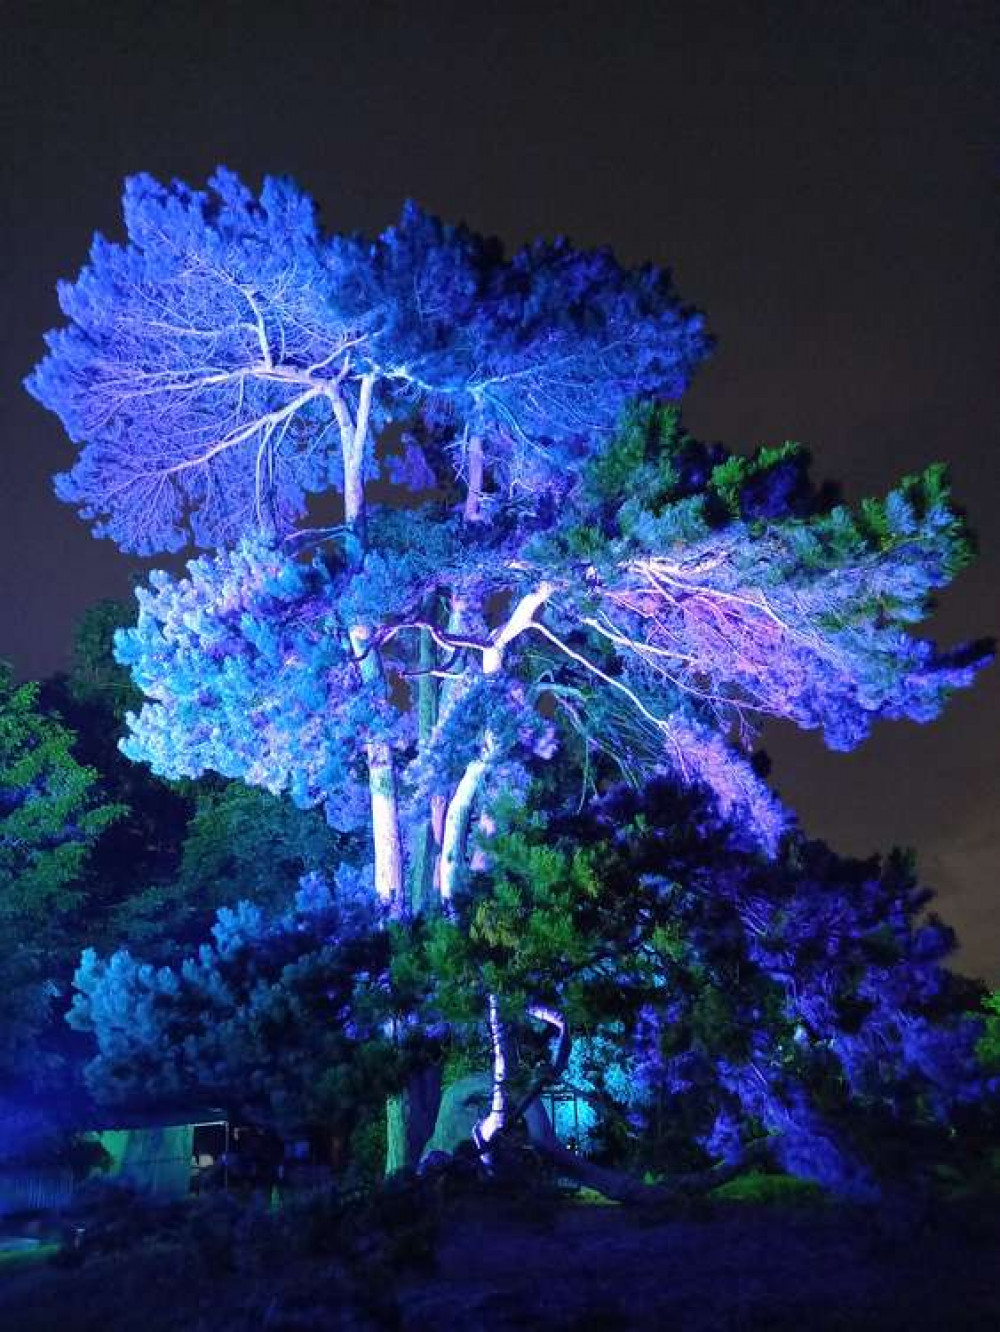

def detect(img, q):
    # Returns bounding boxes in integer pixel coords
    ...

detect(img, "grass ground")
[0,1184,998,1330]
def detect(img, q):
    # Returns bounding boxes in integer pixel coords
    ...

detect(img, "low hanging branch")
[477,1002,771,1205]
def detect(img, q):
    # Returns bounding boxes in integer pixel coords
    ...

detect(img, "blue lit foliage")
[27,172,347,551]
[110,409,989,857]
[114,540,370,823]
[362,207,709,493]
[112,520,559,842]
[26,170,708,552]
[67,870,398,1127]
[446,780,986,1196]
[27,170,989,871]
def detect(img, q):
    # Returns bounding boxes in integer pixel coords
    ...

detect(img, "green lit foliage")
[0,664,123,1084]
[404,769,985,1193]
[0,664,122,923]
[978,992,1000,1072]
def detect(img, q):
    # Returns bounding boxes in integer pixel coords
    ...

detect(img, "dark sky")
[2,1,998,978]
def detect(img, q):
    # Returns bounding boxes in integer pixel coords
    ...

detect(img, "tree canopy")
[27,170,708,552]
[0,664,122,1086]
[25,168,993,1184]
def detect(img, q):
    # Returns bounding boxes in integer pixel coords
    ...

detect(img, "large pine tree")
[27,170,990,1171]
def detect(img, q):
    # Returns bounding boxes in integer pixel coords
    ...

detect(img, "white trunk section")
[439,735,494,905]
[463,434,485,522]
[334,380,405,917]
[430,793,446,896]
[366,737,406,913]
[474,993,511,1153]
[348,623,405,916]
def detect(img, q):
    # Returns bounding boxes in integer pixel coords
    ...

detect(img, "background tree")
[39,599,348,957]
[0,664,122,1087]
[41,601,195,913]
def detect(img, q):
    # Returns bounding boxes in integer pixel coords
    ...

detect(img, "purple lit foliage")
[27,171,349,551]
[28,169,989,880]
[468,779,986,1196]
[111,406,989,878]
[27,170,709,552]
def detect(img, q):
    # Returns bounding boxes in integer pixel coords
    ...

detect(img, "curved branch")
[508,1003,572,1130]
[531,1137,772,1206]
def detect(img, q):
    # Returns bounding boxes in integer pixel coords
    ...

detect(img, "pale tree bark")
[472,994,513,1163]
[437,582,555,905]
[429,592,470,898]
[329,381,423,1171]
[474,1003,571,1166]
[331,377,406,919]
[463,434,485,523]
[438,584,561,1158]
[439,736,495,907]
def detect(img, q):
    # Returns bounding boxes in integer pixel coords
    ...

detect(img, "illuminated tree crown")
[28,169,990,921]
[27,169,707,553]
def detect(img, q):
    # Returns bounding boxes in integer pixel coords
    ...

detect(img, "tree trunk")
[530,1133,771,1204]
[334,381,407,918]
[331,383,420,1167]
[440,737,494,906]
[384,1065,443,1175]
[408,621,439,914]
[463,434,485,522]
[473,993,513,1163]
[349,626,406,916]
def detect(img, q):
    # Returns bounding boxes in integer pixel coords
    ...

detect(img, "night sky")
[2,1,998,978]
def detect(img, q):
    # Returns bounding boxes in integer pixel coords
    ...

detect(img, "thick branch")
[531,1137,771,1206]
[439,734,495,905]
[508,1003,572,1129]
[482,583,555,675]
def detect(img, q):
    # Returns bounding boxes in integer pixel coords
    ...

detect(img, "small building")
[0,1103,231,1217]
[86,1106,230,1200]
